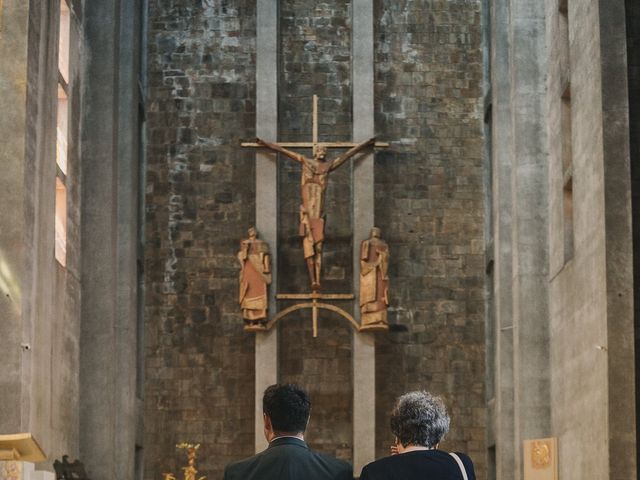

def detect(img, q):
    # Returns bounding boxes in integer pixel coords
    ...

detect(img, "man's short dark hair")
[263,384,311,433]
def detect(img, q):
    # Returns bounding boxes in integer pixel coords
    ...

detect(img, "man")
[256,137,376,290]
[224,384,352,480]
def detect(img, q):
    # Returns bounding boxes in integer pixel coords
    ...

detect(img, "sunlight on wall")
[0,253,21,312]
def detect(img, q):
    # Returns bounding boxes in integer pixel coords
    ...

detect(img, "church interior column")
[352,0,376,474]
[254,0,279,454]
[599,0,636,475]
[490,0,516,478]
[80,1,143,478]
[509,0,550,477]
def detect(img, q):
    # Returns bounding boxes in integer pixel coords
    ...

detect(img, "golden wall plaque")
[524,437,557,480]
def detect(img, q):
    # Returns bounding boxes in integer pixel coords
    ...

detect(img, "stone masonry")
[144,0,486,478]
[277,0,355,461]
[144,1,257,479]
[373,0,485,476]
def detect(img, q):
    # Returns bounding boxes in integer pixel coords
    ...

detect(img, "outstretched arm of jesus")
[329,137,377,171]
[255,138,303,164]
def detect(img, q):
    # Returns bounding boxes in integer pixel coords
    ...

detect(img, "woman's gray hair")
[390,391,451,448]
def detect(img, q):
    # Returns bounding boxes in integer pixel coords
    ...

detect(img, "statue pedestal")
[0,434,53,480]
[0,462,55,480]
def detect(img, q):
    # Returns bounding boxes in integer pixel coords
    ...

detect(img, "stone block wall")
[144,0,486,477]
[373,0,486,476]
[144,2,257,479]
[277,0,355,461]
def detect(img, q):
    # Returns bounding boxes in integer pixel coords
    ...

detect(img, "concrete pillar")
[79,1,120,478]
[599,0,636,477]
[0,0,30,437]
[80,0,141,478]
[352,0,375,475]
[115,0,143,478]
[490,0,516,477]
[509,0,550,478]
[254,0,279,454]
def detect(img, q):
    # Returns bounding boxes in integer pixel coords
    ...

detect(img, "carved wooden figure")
[255,137,375,290]
[237,227,272,328]
[359,227,390,331]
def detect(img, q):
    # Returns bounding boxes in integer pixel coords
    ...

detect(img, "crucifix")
[242,95,388,289]
[241,95,388,336]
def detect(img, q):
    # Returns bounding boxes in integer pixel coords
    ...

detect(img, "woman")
[360,391,475,480]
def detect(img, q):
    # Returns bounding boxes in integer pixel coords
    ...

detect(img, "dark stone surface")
[277,0,355,462]
[144,2,257,479]
[373,0,486,476]
[626,0,640,471]
[144,0,485,477]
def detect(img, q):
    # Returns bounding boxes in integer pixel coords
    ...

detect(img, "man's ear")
[263,413,274,442]
[264,413,275,433]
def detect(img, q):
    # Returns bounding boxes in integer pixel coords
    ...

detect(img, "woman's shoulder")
[450,451,473,461]
[364,451,476,479]
[449,451,476,479]
[361,452,416,471]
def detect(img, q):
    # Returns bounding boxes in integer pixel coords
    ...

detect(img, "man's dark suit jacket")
[223,437,353,480]
[359,450,475,480]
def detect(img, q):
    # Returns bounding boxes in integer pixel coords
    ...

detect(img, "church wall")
[144,1,487,478]
[488,0,636,478]
[598,0,636,476]
[547,0,636,477]
[546,0,610,477]
[628,0,640,471]
[34,0,83,463]
[277,0,354,461]
[0,0,83,466]
[0,0,149,477]
[373,0,486,477]
[0,0,32,435]
[144,1,257,479]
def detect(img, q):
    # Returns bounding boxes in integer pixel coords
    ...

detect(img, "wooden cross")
[241,95,388,337]
[241,95,388,154]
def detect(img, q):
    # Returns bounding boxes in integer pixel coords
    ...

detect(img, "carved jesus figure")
[256,137,376,290]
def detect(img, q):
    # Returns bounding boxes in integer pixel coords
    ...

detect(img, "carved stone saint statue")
[255,137,376,290]
[237,227,271,327]
[359,227,390,330]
